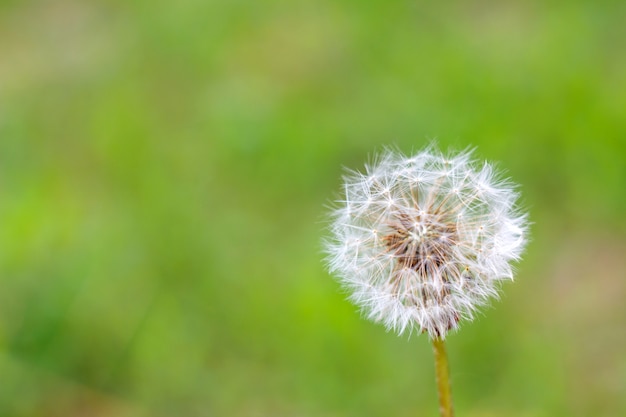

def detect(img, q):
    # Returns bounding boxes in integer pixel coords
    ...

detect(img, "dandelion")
[324,145,528,417]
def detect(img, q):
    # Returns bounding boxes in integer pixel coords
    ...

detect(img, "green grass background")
[1,1,625,416]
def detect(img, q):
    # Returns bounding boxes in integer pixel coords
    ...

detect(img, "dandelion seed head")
[324,147,529,339]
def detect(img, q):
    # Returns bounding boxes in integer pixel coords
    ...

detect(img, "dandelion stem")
[432,338,454,417]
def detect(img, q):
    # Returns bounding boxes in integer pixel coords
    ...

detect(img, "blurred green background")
[1,1,625,416]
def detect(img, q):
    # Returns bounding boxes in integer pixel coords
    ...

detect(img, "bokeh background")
[1,1,625,416]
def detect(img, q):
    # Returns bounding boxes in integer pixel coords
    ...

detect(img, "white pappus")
[324,146,529,339]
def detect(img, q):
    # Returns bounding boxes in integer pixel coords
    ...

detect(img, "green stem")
[432,338,454,417]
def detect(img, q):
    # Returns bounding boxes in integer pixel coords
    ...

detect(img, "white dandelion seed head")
[324,146,529,339]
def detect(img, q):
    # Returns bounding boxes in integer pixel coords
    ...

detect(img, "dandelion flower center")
[384,212,455,268]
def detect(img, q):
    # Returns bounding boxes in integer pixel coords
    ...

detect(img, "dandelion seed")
[324,146,529,339]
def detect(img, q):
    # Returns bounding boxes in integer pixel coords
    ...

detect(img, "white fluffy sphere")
[324,147,528,338]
